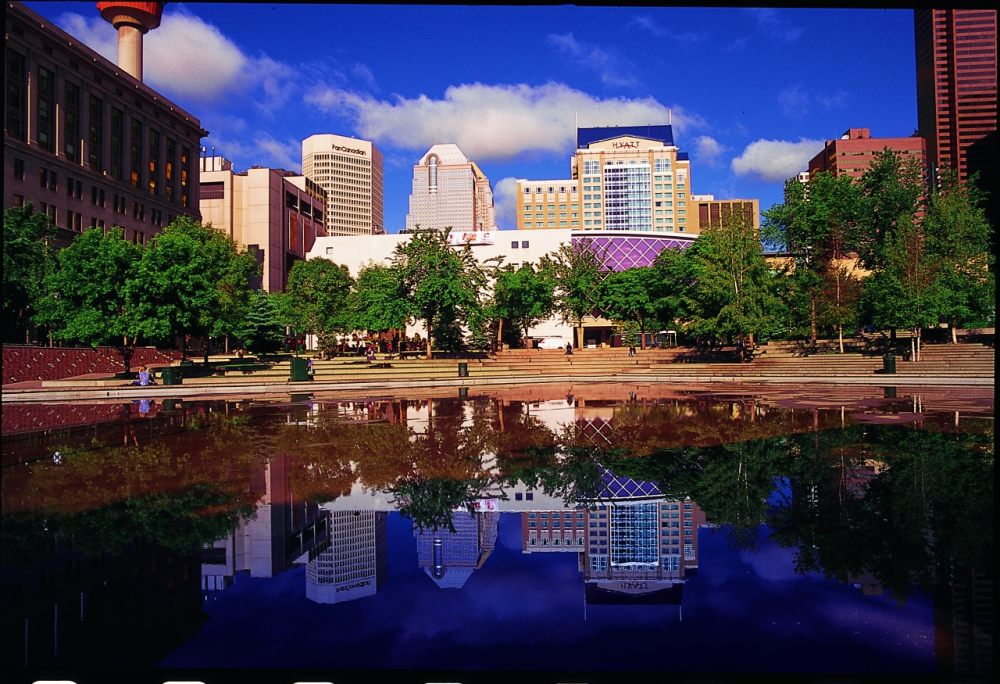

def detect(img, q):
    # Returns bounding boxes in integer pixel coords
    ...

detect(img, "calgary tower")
[96,1,164,81]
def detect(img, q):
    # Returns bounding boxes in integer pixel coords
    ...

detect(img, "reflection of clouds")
[739,535,807,583]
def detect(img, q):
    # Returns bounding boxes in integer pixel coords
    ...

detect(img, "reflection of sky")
[161,513,935,676]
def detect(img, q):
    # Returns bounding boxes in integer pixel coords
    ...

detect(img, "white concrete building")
[302,133,384,235]
[307,228,574,343]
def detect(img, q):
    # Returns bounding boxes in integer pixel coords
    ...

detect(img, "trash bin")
[290,357,310,381]
[161,367,182,385]
[458,362,469,377]
[882,354,897,374]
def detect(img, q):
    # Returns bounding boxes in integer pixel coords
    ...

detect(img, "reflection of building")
[522,509,587,552]
[199,156,327,291]
[934,564,993,677]
[302,133,384,235]
[306,511,388,604]
[414,511,499,589]
[405,144,497,233]
[201,454,328,591]
[4,2,205,249]
[581,467,705,604]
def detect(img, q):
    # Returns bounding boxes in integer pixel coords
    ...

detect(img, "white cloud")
[493,177,521,230]
[731,138,824,181]
[746,8,804,42]
[693,135,725,166]
[304,81,704,161]
[545,33,638,88]
[55,8,297,109]
[778,84,810,118]
[626,16,707,44]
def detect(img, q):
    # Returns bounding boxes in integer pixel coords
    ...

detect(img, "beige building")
[199,156,326,292]
[4,1,205,247]
[518,125,696,235]
[515,179,581,230]
[405,144,498,232]
[302,133,384,235]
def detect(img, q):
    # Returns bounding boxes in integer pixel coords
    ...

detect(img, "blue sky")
[29,3,919,233]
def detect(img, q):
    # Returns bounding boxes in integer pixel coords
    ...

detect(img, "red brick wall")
[2,345,183,385]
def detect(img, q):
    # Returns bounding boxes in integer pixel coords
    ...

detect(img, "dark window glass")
[37,66,55,152]
[165,137,175,201]
[88,95,103,171]
[5,48,27,141]
[110,108,124,181]
[64,81,80,162]
[148,128,159,195]
[129,118,142,187]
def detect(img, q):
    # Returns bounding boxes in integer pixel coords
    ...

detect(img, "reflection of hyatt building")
[582,467,705,604]
[415,511,499,589]
[306,511,388,604]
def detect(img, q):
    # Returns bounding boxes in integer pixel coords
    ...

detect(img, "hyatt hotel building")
[4,2,205,247]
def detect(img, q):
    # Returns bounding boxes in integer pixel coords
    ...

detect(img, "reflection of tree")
[768,427,994,600]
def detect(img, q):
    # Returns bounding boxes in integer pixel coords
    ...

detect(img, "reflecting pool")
[2,384,993,684]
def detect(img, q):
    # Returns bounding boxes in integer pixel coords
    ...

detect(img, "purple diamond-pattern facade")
[597,466,662,500]
[572,235,695,272]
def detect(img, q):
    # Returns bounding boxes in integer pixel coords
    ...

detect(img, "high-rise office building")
[302,133,384,235]
[405,144,498,233]
[914,9,997,189]
[4,1,205,248]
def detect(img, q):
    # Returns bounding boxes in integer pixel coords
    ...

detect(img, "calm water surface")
[2,385,993,683]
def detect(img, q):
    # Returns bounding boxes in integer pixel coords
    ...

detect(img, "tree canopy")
[3,205,56,343]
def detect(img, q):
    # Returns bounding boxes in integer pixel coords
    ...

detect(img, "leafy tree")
[127,217,257,360]
[922,171,995,341]
[492,262,555,349]
[682,211,781,348]
[540,240,604,348]
[236,290,285,354]
[649,245,693,338]
[393,227,492,358]
[34,226,144,371]
[597,266,660,349]
[763,171,863,351]
[350,263,410,337]
[855,149,926,273]
[859,213,941,361]
[284,257,355,355]
[3,205,56,343]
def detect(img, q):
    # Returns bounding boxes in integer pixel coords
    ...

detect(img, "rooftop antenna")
[668,109,672,126]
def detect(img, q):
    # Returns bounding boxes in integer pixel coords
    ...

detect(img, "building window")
[110,108,124,181]
[180,146,190,208]
[6,48,27,142]
[36,66,55,152]
[427,153,439,192]
[13,157,24,180]
[64,81,81,162]
[129,119,142,187]
[511,241,519,249]
[165,137,175,201]
[521,241,529,248]
[148,128,159,195]
[88,96,103,172]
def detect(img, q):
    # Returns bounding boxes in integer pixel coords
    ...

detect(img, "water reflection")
[1,387,992,679]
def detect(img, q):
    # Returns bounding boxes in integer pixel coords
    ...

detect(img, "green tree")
[34,226,144,371]
[683,212,781,349]
[127,217,257,360]
[393,228,491,358]
[540,240,604,349]
[284,257,355,355]
[351,263,411,338]
[763,171,863,350]
[236,290,285,354]
[597,266,660,349]
[2,205,56,343]
[492,262,555,349]
[649,245,692,338]
[922,171,995,341]
[860,213,941,361]
[855,149,926,273]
